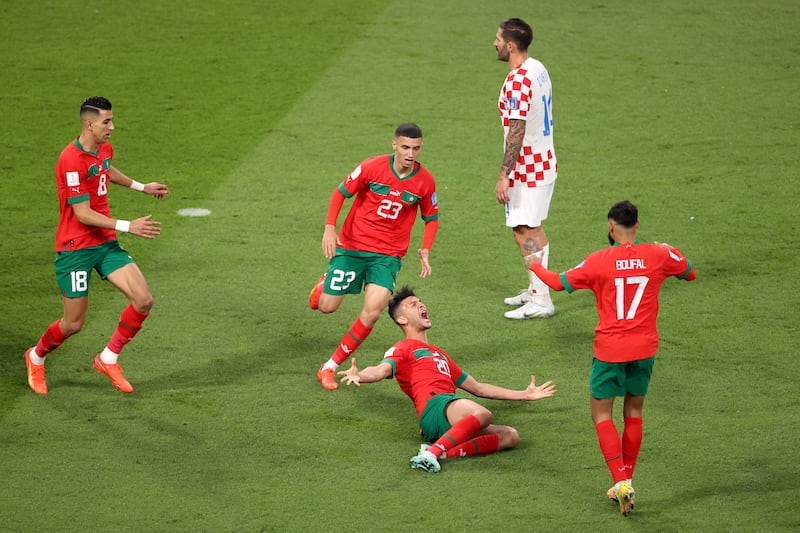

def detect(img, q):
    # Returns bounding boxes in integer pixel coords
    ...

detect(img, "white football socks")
[525,244,552,307]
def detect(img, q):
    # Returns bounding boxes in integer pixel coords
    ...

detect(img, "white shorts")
[505,181,555,228]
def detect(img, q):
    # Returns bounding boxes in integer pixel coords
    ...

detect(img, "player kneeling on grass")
[338,286,556,473]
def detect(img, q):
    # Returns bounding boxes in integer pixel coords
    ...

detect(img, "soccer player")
[309,123,439,391]
[338,286,557,473]
[527,200,696,515]
[493,18,559,320]
[24,96,169,394]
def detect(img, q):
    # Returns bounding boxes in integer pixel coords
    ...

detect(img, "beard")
[608,232,615,246]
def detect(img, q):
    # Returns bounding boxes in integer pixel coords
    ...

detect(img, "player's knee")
[474,407,493,427]
[499,427,520,450]
[318,298,339,314]
[60,318,84,336]
[133,293,154,314]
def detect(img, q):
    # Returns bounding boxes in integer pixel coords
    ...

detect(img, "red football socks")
[595,419,628,483]
[444,433,500,458]
[430,414,483,457]
[331,317,373,366]
[35,319,68,356]
[107,304,149,354]
[622,416,643,479]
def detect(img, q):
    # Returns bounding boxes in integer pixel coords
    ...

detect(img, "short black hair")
[608,200,638,228]
[500,18,533,51]
[394,123,423,139]
[388,285,417,323]
[80,96,112,116]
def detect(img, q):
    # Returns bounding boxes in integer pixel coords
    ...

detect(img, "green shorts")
[55,240,135,298]
[590,357,655,399]
[418,393,460,442]
[323,249,401,296]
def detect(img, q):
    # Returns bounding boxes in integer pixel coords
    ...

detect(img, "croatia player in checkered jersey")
[494,18,558,319]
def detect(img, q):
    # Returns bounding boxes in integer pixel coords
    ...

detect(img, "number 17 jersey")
[560,242,694,363]
[337,154,438,258]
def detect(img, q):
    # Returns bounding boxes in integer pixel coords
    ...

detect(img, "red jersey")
[337,154,438,258]
[561,242,694,363]
[55,139,117,251]
[382,338,468,420]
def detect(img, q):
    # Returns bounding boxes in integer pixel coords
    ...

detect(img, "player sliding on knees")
[338,286,556,472]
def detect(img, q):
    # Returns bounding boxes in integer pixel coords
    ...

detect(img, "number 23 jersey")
[337,154,438,258]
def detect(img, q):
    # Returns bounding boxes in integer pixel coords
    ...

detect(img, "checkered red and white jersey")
[498,56,557,187]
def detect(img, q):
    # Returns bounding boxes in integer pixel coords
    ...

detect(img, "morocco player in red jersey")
[24,96,169,394]
[338,286,556,473]
[528,200,696,515]
[309,124,440,391]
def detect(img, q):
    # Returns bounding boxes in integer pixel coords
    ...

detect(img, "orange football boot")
[93,354,134,393]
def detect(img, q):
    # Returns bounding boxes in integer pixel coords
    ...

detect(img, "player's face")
[392,136,423,172]
[401,296,432,331]
[86,109,115,144]
[494,28,511,62]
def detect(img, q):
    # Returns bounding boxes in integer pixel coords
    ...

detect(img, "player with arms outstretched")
[339,286,556,472]
[309,123,439,390]
[24,96,169,394]
[528,200,696,515]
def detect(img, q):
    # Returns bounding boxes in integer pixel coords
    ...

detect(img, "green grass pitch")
[1,0,798,531]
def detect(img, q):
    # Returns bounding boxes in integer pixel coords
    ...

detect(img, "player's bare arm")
[496,119,526,204]
[417,248,432,278]
[337,357,392,386]
[71,202,161,240]
[107,166,170,200]
[459,374,556,401]
[321,224,339,259]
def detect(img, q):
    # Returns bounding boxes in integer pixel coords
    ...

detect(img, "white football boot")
[504,300,554,319]
[504,289,534,306]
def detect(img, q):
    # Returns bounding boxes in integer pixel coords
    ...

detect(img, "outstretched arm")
[526,251,565,291]
[337,357,393,387]
[459,374,556,401]
[108,166,169,199]
[71,201,161,239]
[655,241,697,281]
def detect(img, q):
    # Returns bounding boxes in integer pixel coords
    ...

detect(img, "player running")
[527,200,696,515]
[309,123,439,391]
[24,96,169,394]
